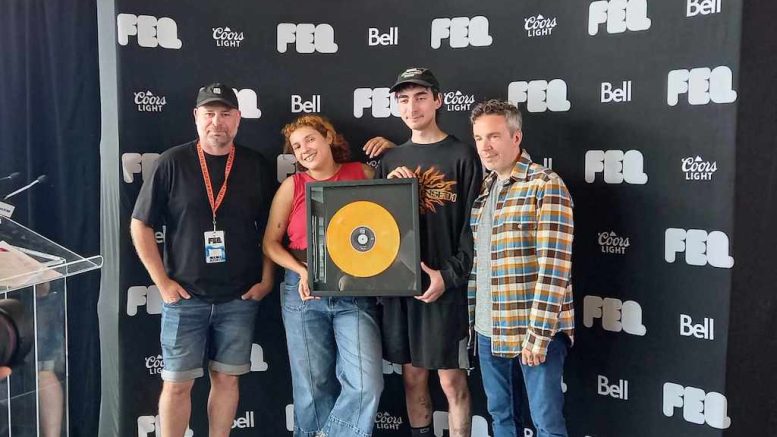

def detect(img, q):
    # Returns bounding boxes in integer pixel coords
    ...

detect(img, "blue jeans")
[160,295,259,381]
[282,270,384,437]
[477,333,569,437]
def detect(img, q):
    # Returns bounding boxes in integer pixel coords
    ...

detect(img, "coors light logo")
[213,26,244,48]
[525,14,557,37]
[134,91,166,112]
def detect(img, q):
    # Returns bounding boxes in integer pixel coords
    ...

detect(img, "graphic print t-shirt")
[377,135,482,304]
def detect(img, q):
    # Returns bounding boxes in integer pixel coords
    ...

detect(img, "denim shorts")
[160,296,259,382]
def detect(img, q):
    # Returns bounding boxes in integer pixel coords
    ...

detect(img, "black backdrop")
[110,1,770,436]
[0,1,102,436]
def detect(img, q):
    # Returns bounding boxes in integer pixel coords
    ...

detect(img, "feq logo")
[663,383,731,429]
[682,156,717,181]
[134,91,166,112]
[588,0,651,36]
[277,23,338,53]
[584,150,647,184]
[127,285,162,316]
[382,359,403,375]
[583,295,646,336]
[375,411,403,431]
[117,14,181,49]
[234,88,262,119]
[507,80,570,113]
[138,415,193,436]
[145,354,164,375]
[524,14,557,38]
[353,88,400,118]
[433,411,491,437]
[664,229,734,268]
[285,404,294,432]
[687,0,721,17]
[430,16,492,49]
[277,154,297,182]
[122,152,160,183]
[212,27,244,48]
[667,66,737,106]
[250,343,268,372]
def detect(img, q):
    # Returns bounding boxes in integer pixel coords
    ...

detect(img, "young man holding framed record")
[377,67,483,437]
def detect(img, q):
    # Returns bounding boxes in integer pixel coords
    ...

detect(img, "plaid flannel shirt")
[468,150,575,358]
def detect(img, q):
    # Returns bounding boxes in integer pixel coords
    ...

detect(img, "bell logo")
[597,375,629,400]
[232,411,255,429]
[583,295,646,336]
[687,0,721,17]
[507,79,571,113]
[680,314,715,340]
[137,415,193,436]
[127,285,162,316]
[667,66,737,106]
[430,16,492,49]
[663,383,731,429]
[369,27,399,46]
[601,81,632,103]
[588,0,651,36]
[664,228,734,268]
[250,343,268,372]
[122,152,160,183]
[117,14,182,49]
[584,150,647,184]
[277,154,297,182]
[291,94,321,113]
[353,88,399,118]
[277,23,338,53]
[433,411,491,436]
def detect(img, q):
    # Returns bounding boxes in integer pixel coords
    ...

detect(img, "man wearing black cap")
[377,68,482,437]
[130,83,274,437]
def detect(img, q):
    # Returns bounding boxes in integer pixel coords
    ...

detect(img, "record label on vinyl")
[326,201,400,277]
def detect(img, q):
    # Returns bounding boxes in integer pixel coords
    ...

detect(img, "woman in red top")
[263,114,390,437]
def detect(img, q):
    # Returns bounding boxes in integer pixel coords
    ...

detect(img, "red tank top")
[287,162,367,250]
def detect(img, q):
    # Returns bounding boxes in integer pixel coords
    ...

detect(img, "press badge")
[204,230,226,263]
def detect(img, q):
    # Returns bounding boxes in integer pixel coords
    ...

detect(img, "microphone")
[3,175,48,201]
[0,172,20,182]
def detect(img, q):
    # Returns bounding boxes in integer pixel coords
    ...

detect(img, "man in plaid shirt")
[468,99,574,437]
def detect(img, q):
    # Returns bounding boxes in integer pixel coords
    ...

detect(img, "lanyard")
[197,143,235,231]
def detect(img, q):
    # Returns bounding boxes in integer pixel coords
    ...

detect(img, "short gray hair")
[470,99,522,133]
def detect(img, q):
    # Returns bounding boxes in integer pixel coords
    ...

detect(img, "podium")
[0,216,102,437]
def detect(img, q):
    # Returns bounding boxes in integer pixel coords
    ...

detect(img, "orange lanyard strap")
[197,143,235,230]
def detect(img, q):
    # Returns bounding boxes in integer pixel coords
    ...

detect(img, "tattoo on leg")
[418,395,432,421]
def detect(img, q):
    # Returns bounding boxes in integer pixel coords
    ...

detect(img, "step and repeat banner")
[115,1,740,436]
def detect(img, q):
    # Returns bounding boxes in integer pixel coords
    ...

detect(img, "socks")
[410,425,432,436]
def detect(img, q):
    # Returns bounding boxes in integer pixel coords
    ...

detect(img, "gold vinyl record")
[326,201,400,278]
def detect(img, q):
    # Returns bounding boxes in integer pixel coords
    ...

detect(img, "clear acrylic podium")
[0,216,103,437]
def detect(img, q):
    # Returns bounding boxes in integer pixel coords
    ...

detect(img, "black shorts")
[380,296,470,370]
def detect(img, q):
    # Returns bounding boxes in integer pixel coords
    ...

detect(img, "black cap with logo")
[389,67,440,93]
[196,83,239,109]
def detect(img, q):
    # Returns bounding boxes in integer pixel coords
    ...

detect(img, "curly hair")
[469,99,523,133]
[282,114,350,171]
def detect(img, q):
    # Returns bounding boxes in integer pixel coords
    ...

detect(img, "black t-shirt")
[377,135,483,305]
[132,140,273,303]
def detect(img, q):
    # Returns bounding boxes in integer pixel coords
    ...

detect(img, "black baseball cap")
[389,67,440,93]
[196,83,239,109]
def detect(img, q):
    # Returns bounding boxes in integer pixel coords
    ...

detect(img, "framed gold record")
[325,201,400,278]
[306,179,421,297]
